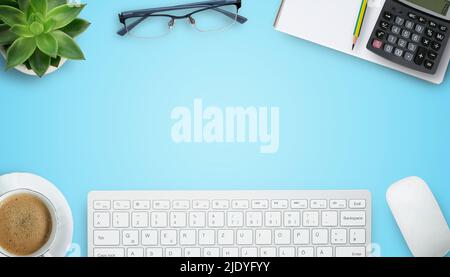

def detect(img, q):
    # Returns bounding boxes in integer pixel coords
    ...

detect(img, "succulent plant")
[0,0,90,76]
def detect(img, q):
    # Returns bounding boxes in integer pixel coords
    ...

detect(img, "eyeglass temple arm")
[117,6,247,36]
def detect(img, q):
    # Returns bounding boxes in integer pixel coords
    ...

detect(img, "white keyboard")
[88,190,371,257]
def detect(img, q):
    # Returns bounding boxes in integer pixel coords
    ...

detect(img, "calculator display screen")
[402,0,450,19]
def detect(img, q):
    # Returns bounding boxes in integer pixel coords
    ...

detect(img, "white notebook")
[274,0,450,84]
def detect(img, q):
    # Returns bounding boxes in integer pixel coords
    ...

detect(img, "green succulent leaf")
[0,5,27,26]
[30,0,47,16]
[52,30,84,60]
[10,24,34,37]
[36,32,57,57]
[50,55,61,67]
[6,36,36,69]
[29,48,50,77]
[47,0,65,10]
[29,21,44,34]
[18,0,30,11]
[60,18,90,38]
[0,0,18,8]
[44,18,55,32]
[0,25,18,45]
[47,4,85,30]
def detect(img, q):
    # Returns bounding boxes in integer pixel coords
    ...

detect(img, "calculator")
[367,0,450,74]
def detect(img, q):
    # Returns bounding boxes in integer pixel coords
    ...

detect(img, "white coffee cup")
[0,189,59,257]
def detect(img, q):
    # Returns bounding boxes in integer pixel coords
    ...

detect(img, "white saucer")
[0,173,73,257]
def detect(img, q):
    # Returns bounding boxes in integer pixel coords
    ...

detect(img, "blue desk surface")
[0,0,449,257]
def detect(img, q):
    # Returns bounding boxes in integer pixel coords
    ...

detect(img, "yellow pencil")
[352,0,368,50]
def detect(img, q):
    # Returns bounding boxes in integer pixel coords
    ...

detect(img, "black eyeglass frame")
[117,0,247,36]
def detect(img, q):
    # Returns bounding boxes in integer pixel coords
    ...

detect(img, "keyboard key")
[246,211,263,227]
[166,248,182,257]
[428,50,438,60]
[127,248,144,257]
[429,21,437,28]
[439,25,447,32]
[150,212,167,227]
[349,200,366,209]
[94,248,124,257]
[297,247,314,257]
[123,230,139,245]
[383,12,393,21]
[255,229,272,245]
[142,230,158,245]
[251,199,269,209]
[321,211,338,227]
[170,212,187,227]
[133,200,150,210]
[153,200,170,210]
[341,211,366,226]
[335,247,366,257]
[350,229,366,244]
[232,200,249,209]
[184,248,201,257]
[415,47,427,65]
[404,52,414,62]
[222,248,238,257]
[391,25,401,34]
[407,43,417,52]
[312,229,328,244]
[208,211,224,227]
[394,48,403,57]
[265,212,281,227]
[260,247,276,257]
[279,247,295,257]
[180,229,196,245]
[398,38,407,48]
[146,248,163,257]
[199,229,215,245]
[384,44,394,54]
[372,39,383,49]
[189,212,206,227]
[424,60,434,70]
[284,211,300,227]
[113,200,130,210]
[94,230,120,246]
[387,34,397,44]
[293,229,310,244]
[94,200,110,210]
[212,200,229,209]
[395,16,404,25]
[203,247,219,257]
[331,229,347,244]
[237,229,253,245]
[291,199,308,209]
[217,230,234,245]
[112,212,129,228]
[173,200,189,210]
[431,41,441,51]
[310,199,327,209]
[375,30,386,39]
[228,212,244,227]
[274,229,291,245]
[94,212,110,228]
[329,200,346,209]
[407,13,417,20]
[132,212,149,228]
[271,199,288,209]
[418,16,426,24]
[425,28,434,37]
[415,24,425,34]
[405,21,414,30]
[317,247,333,257]
[411,33,421,42]
[436,33,445,42]
[160,230,177,245]
[380,21,390,30]
[421,37,431,47]
[303,211,319,227]
[401,30,411,39]
[193,200,210,209]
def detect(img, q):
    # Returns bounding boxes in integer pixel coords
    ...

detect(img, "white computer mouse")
[387,176,450,257]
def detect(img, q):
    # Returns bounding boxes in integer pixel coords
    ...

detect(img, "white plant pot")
[0,47,67,76]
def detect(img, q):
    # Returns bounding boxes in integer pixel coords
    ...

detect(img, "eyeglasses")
[117,0,247,39]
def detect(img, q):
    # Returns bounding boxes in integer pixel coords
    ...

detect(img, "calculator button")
[408,13,417,20]
[404,52,414,62]
[380,21,390,30]
[401,30,411,39]
[411,34,421,42]
[395,17,405,26]
[384,44,394,54]
[427,50,438,60]
[376,30,386,39]
[372,39,383,49]
[429,21,437,28]
[418,17,427,24]
[421,37,431,47]
[407,43,417,52]
[425,29,434,37]
[424,60,434,70]
[398,39,407,48]
[384,12,393,21]
[405,21,414,30]
[388,35,397,44]
[431,42,441,51]
[414,47,427,65]
[391,25,401,34]
[394,48,403,57]
[439,25,447,32]
[435,33,445,42]
[415,24,425,34]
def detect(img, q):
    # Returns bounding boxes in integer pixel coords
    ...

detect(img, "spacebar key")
[336,247,366,257]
